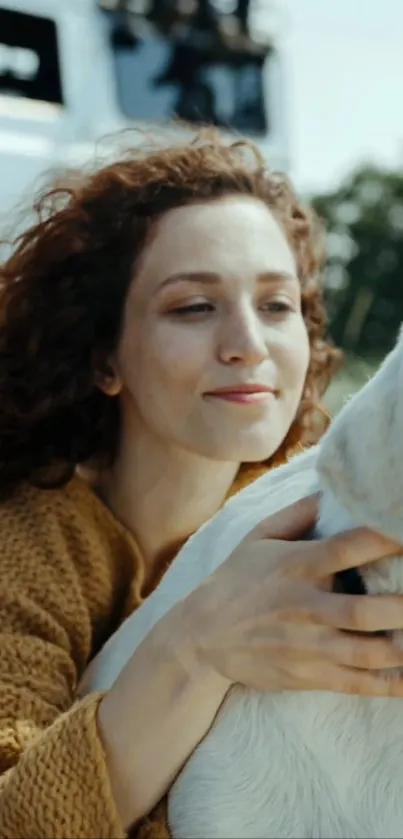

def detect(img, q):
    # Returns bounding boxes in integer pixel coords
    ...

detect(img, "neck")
[98,427,239,590]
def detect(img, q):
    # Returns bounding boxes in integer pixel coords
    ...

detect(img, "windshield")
[105,9,271,136]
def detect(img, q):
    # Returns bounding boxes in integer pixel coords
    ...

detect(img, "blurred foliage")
[312,165,403,356]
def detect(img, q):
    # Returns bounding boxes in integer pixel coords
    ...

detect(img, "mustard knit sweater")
[0,466,268,839]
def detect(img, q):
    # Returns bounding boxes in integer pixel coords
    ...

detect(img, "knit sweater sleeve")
[0,477,137,839]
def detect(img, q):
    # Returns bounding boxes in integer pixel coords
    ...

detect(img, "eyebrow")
[159,270,297,289]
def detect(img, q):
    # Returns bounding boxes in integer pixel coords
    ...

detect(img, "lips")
[204,384,277,405]
[205,384,276,396]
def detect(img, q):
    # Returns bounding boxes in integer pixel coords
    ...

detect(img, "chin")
[199,435,282,464]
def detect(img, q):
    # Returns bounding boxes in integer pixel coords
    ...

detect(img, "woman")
[0,131,402,839]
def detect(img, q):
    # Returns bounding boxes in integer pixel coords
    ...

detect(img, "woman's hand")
[190,494,403,697]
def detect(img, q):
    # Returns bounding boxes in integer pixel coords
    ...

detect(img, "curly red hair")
[0,129,341,496]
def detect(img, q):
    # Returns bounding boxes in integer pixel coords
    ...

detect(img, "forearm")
[97,600,229,832]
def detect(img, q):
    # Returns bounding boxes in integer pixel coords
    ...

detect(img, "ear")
[316,325,403,543]
[94,358,122,397]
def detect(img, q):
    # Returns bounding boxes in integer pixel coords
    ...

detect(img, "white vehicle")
[0,0,290,226]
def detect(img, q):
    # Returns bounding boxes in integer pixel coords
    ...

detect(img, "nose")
[217,305,269,366]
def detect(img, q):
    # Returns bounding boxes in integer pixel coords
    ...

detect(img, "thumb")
[253,493,320,541]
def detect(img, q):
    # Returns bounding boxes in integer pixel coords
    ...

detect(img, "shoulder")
[0,474,116,546]
[0,475,139,614]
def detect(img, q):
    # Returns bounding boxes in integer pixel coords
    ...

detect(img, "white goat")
[84,326,403,838]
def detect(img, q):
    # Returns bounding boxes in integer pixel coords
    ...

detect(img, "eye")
[169,302,215,316]
[261,298,295,315]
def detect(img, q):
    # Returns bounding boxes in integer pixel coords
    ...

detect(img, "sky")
[278,0,403,195]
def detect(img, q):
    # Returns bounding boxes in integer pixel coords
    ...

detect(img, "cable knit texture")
[0,465,269,838]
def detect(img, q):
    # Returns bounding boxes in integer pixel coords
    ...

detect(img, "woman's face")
[113,196,310,463]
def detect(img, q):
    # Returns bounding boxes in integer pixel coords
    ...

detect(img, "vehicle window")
[105,6,270,135]
[0,8,63,105]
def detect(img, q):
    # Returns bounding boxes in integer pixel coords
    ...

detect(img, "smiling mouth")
[205,391,275,405]
[204,385,277,405]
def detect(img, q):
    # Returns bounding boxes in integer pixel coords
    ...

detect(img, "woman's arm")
[97,604,229,831]
[0,475,228,838]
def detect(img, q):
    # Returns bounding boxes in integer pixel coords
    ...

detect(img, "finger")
[304,527,401,578]
[311,664,403,698]
[325,633,403,671]
[267,621,403,670]
[311,590,403,634]
[253,494,320,541]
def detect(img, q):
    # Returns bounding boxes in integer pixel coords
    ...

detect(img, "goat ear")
[317,326,403,543]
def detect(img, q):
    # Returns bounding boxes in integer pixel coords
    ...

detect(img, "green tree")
[312,164,403,355]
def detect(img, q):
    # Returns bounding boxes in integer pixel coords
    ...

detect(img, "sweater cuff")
[0,692,126,839]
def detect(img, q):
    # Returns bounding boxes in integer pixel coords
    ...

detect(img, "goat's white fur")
[83,327,403,838]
